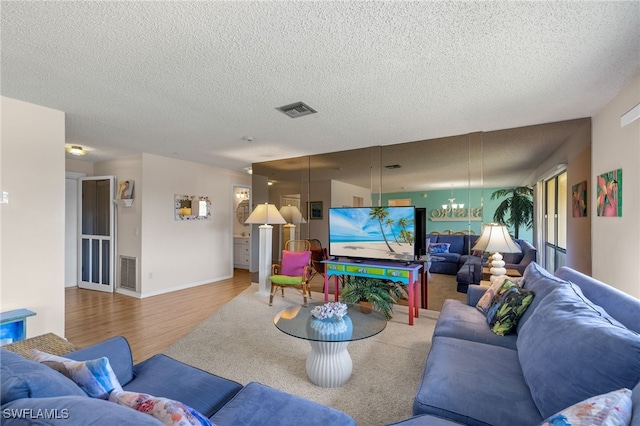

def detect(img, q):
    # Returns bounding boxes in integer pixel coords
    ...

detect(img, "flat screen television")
[328,206,421,263]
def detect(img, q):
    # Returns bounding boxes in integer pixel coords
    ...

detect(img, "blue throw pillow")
[428,243,450,254]
[1,349,86,404]
[517,282,640,419]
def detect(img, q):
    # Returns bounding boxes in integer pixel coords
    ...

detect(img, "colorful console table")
[322,259,422,325]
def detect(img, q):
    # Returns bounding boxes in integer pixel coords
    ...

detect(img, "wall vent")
[119,256,137,291]
[276,102,317,118]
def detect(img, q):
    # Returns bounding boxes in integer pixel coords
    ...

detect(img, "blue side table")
[0,309,36,345]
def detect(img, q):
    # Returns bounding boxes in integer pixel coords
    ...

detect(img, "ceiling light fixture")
[442,185,464,211]
[66,145,86,156]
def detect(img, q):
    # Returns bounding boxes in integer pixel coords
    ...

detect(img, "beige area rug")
[164,283,447,426]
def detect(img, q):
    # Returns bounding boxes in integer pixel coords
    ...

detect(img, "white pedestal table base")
[305,341,353,388]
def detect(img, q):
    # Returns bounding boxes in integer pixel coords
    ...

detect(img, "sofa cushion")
[124,354,242,418]
[1,349,86,404]
[109,390,212,426]
[210,381,357,426]
[517,283,640,419]
[1,396,164,425]
[66,336,134,386]
[487,286,535,336]
[385,413,468,425]
[538,388,632,426]
[413,336,542,425]
[30,350,122,399]
[517,262,569,333]
[555,266,640,334]
[433,300,517,350]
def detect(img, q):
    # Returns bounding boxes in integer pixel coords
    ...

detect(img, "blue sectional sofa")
[392,262,640,425]
[1,336,356,425]
[426,233,537,293]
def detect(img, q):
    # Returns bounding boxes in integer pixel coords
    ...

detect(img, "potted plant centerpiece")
[339,276,407,320]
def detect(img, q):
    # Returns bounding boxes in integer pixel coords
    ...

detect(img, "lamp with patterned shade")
[245,203,286,296]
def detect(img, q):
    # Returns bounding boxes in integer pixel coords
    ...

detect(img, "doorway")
[78,176,116,292]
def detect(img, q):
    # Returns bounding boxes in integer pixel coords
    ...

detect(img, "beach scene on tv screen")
[329,207,415,262]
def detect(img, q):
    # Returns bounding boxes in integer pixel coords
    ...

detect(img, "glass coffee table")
[274,302,387,388]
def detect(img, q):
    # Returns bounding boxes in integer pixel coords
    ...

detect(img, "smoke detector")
[276,102,317,118]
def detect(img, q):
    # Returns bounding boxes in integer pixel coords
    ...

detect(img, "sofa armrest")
[466,285,486,306]
[65,335,134,386]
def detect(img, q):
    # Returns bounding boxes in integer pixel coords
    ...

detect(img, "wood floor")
[65,269,251,363]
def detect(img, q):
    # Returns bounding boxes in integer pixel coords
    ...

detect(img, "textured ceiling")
[1,1,639,189]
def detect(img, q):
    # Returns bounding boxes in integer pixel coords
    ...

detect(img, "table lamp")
[472,223,521,282]
[245,203,287,296]
[279,205,306,243]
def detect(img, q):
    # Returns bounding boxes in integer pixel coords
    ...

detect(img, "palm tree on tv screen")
[369,207,394,252]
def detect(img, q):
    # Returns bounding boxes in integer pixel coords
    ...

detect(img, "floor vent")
[119,256,137,291]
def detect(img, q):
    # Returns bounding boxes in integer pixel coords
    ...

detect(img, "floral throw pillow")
[30,349,122,399]
[109,390,213,426]
[539,388,632,426]
[488,286,535,335]
[428,243,451,254]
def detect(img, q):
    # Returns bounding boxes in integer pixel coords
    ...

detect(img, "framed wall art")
[309,201,323,219]
[571,180,587,217]
[596,169,622,217]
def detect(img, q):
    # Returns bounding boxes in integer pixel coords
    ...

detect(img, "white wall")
[139,153,250,296]
[1,97,66,338]
[592,73,640,298]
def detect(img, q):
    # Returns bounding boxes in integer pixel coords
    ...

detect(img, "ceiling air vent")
[276,102,317,119]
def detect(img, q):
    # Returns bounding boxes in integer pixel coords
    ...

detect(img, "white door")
[78,176,116,292]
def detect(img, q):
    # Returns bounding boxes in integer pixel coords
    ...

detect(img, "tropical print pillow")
[487,286,535,335]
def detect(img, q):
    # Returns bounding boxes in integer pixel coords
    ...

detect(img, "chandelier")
[442,186,464,211]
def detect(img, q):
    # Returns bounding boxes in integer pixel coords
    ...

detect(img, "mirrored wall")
[252,118,591,250]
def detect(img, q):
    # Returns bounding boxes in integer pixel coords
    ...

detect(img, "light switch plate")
[0,191,8,204]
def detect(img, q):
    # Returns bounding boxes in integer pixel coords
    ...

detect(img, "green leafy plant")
[491,186,534,239]
[339,276,407,320]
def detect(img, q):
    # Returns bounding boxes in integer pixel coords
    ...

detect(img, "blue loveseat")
[1,336,356,425]
[390,262,640,425]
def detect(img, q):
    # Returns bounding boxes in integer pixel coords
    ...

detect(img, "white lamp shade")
[472,224,521,253]
[244,203,287,225]
[279,205,307,224]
